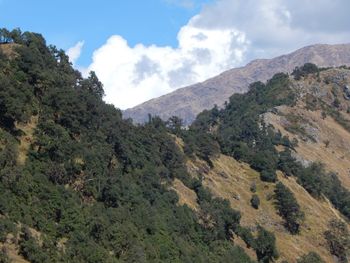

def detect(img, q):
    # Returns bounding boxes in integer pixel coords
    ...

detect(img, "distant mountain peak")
[123,43,350,124]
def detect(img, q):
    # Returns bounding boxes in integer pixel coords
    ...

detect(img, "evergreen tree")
[274,182,304,234]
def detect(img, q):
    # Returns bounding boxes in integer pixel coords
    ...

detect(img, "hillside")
[180,64,350,262]
[1,29,350,263]
[124,43,350,125]
[0,30,256,263]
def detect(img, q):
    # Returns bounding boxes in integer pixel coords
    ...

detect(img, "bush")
[324,219,350,263]
[260,169,277,182]
[253,226,279,263]
[236,226,255,248]
[250,194,260,209]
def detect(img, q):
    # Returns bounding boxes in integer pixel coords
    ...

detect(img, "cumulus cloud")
[86,0,350,110]
[193,0,350,59]
[87,23,248,109]
[66,41,84,65]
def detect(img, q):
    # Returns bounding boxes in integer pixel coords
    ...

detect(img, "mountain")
[124,43,350,125]
[1,29,350,263]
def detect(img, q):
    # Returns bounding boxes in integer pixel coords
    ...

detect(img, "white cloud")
[193,0,350,59]
[86,0,350,110]
[87,23,248,109]
[66,41,84,65]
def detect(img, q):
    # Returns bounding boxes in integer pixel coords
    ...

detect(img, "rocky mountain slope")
[124,43,350,124]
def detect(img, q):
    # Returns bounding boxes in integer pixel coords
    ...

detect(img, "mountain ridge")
[124,43,350,124]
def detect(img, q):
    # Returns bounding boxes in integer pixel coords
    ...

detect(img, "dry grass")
[186,154,348,262]
[233,233,257,261]
[170,178,199,211]
[264,106,350,190]
[16,116,38,166]
[0,242,30,263]
[0,43,20,59]
[0,223,46,263]
[169,134,185,152]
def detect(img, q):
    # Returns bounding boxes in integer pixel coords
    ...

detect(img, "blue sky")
[2,0,350,110]
[1,0,210,65]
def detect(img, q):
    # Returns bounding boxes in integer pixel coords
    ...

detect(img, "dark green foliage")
[294,163,350,220]
[292,63,319,80]
[274,182,304,234]
[81,71,105,99]
[297,252,325,263]
[194,183,241,241]
[0,218,16,242]
[296,163,325,198]
[277,149,300,177]
[253,226,279,263]
[182,129,220,167]
[19,228,52,263]
[250,194,260,209]
[236,226,255,248]
[190,72,295,182]
[166,115,183,135]
[324,219,350,263]
[0,248,10,263]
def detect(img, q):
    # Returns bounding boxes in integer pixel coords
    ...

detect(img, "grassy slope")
[175,153,347,262]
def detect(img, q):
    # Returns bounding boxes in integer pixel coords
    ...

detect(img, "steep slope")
[124,43,350,124]
[184,154,346,263]
[180,66,350,262]
[0,31,257,263]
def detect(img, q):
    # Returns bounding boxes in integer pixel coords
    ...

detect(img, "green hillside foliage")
[0,29,256,263]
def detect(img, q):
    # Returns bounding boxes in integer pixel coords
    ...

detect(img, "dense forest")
[0,28,349,262]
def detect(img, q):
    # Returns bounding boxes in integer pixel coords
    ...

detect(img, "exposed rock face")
[123,43,350,125]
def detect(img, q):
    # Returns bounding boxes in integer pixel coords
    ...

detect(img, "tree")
[254,226,279,263]
[324,219,350,263]
[167,116,183,135]
[0,28,11,43]
[292,63,319,80]
[82,71,105,99]
[274,182,304,234]
[250,194,260,209]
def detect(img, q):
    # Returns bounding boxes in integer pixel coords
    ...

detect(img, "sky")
[2,0,350,110]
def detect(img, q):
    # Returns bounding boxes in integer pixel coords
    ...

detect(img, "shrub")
[253,226,279,263]
[250,194,260,209]
[324,219,350,263]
